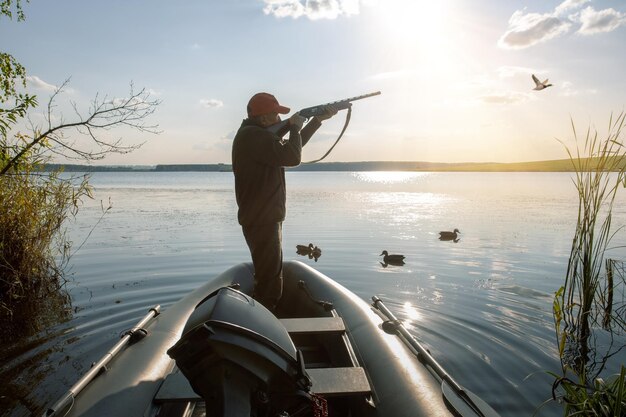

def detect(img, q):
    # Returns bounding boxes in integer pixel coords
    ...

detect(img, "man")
[232,92,336,310]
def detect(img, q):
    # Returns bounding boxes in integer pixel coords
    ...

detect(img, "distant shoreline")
[43,157,625,173]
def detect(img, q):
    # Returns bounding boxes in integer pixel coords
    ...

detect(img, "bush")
[0,152,90,336]
[1,0,157,338]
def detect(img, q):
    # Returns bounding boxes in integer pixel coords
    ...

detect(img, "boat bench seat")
[155,317,370,403]
[307,367,371,396]
[280,317,346,334]
[154,366,370,403]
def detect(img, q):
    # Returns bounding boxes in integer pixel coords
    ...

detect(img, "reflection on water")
[1,171,625,417]
[0,285,72,341]
[402,301,424,323]
[0,288,74,415]
[353,171,429,182]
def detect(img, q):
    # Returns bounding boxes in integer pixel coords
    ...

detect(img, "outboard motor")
[167,287,313,417]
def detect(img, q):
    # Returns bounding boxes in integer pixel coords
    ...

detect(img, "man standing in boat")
[232,92,336,310]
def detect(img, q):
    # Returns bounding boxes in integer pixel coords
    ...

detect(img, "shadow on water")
[379,259,405,268]
[0,287,73,416]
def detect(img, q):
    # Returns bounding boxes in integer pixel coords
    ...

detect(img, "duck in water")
[380,250,405,266]
[296,243,322,261]
[296,243,314,255]
[439,229,460,241]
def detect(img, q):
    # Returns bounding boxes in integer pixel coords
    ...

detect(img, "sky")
[2,0,626,165]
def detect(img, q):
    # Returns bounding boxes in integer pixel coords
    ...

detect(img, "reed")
[549,366,626,416]
[551,112,626,414]
[0,143,91,338]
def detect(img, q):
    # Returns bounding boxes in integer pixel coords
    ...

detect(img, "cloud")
[577,6,626,35]
[111,96,147,107]
[555,0,590,16]
[192,142,211,151]
[224,130,236,140]
[26,75,57,92]
[263,0,304,18]
[499,1,626,49]
[496,66,535,78]
[199,98,224,109]
[498,10,571,49]
[479,91,530,105]
[263,0,359,20]
[560,81,579,96]
[559,80,598,97]
[192,130,235,153]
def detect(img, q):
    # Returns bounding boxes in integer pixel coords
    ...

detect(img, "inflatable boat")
[43,261,500,417]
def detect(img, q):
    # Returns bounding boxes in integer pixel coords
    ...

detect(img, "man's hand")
[289,113,306,130]
[314,105,339,122]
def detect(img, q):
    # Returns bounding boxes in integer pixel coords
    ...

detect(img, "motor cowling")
[167,287,311,417]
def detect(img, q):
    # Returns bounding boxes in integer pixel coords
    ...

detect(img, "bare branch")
[1,81,161,175]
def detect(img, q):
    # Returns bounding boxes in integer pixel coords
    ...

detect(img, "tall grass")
[549,366,626,416]
[551,112,626,414]
[0,143,91,338]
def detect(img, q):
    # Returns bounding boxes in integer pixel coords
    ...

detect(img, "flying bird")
[532,74,552,91]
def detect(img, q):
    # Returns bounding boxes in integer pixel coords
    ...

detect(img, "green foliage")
[549,367,626,416]
[1,1,37,167]
[0,162,91,336]
[0,0,157,336]
[1,0,28,21]
[549,112,626,415]
[0,0,79,336]
[0,52,26,101]
[555,112,626,378]
[1,1,32,110]
[0,75,80,336]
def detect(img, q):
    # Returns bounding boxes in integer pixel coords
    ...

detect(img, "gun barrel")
[267,91,381,136]
[327,91,381,105]
[299,91,381,118]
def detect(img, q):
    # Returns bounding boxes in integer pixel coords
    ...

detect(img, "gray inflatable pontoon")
[44,261,500,417]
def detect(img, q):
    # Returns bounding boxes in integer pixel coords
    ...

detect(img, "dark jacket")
[232,117,321,226]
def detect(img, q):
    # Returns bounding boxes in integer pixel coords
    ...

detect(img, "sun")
[376,0,449,41]
[367,0,456,70]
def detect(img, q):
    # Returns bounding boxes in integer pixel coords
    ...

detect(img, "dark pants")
[242,222,283,310]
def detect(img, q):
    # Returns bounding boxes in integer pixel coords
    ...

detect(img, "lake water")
[2,171,626,416]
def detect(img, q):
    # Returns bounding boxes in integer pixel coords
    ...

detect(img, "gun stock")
[267,91,381,136]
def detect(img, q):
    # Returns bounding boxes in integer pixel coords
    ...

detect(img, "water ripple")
[3,172,626,417]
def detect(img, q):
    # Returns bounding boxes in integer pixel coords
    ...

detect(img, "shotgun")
[267,91,381,136]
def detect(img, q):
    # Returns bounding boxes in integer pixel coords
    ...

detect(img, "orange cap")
[247,92,290,117]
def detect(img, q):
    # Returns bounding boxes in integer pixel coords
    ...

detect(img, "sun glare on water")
[403,301,424,323]
[354,171,428,184]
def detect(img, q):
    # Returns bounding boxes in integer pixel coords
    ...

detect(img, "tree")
[1,0,160,173]
[0,0,160,337]
[1,1,37,162]
[1,79,160,175]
